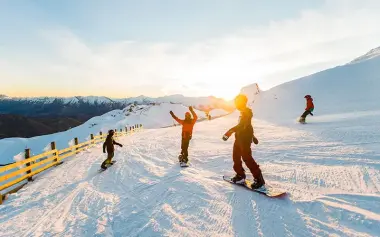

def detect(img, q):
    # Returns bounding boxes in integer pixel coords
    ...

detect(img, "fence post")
[90,134,94,146]
[74,138,79,154]
[125,127,128,133]
[25,148,33,182]
[51,141,57,163]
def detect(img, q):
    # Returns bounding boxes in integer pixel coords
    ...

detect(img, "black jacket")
[103,135,122,153]
[228,108,254,143]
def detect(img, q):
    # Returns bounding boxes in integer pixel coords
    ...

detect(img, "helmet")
[108,129,115,135]
[304,95,311,99]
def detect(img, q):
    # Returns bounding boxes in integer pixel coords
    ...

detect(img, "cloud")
[2,0,380,98]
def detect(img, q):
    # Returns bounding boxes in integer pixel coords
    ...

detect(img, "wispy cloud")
[1,0,380,99]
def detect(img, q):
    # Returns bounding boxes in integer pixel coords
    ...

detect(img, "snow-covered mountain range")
[0,94,231,110]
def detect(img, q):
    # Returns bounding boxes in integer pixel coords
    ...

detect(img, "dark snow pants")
[301,108,314,119]
[181,137,191,162]
[233,139,261,179]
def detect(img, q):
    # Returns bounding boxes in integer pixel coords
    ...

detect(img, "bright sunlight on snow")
[1,47,380,237]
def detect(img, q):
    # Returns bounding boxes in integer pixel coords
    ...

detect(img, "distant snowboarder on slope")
[222,94,265,189]
[101,130,123,169]
[169,106,198,164]
[299,95,314,123]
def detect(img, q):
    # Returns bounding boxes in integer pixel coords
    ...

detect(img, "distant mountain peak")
[349,46,380,65]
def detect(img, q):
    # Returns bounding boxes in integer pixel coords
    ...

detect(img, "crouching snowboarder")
[299,95,314,123]
[101,130,123,170]
[222,94,265,189]
[169,106,198,164]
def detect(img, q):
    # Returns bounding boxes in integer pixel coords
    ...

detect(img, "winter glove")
[119,144,123,147]
[169,111,174,115]
[252,135,259,145]
[310,112,314,116]
[189,106,194,111]
[222,131,233,141]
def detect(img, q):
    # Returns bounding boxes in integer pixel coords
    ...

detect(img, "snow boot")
[251,171,265,189]
[231,174,246,184]
[178,154,189,163]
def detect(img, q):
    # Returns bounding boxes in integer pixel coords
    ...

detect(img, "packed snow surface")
[1,111,380,237]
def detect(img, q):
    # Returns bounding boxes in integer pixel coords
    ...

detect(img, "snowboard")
[223,175,287,198]
[180,161,189,167]
[178,154,189,167]
[297,118,306,124]
[98,160,117,172]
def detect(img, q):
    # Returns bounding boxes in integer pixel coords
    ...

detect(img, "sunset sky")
[1,0,380,100]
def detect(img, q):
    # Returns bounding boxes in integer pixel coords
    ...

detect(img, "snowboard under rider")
[169,106,198,163]
[101,130,123,169]
[299,95,314,123]
[222,94,265,189]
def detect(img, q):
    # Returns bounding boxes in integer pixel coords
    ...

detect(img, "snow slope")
[0,103,227,165]
[1,112,379,237]
[240,47,380,124]
[349,46,380,65]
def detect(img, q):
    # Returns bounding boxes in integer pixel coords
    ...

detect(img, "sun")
[211,86,241,101]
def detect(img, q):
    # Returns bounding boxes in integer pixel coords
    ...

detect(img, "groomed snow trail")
[1,113,380,237]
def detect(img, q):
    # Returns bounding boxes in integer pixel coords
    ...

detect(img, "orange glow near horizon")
[3,83,241,100]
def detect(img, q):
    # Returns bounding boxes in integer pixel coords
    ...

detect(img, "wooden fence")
[0,124,143,204]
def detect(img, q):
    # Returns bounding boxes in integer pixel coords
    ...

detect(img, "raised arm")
[170,111,184,125]
[189,106,198,123]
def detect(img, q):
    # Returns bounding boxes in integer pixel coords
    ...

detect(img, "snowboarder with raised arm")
[222,94,265,189]
[169,106,198,165]
[101,130,123,170]
[299,95,314,123]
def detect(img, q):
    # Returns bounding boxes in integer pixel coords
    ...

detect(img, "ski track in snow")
[1,114,380,237]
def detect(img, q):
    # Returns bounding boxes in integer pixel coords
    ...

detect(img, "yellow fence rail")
[0,124,143,204]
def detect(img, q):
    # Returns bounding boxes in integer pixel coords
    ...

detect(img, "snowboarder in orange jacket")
[170,106,198,163]
[299,95,314,123]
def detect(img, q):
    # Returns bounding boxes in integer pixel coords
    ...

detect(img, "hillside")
[240,46,380,123]
[0,94,231,139]
[0,114,83,139]
[1,112,379,236]
[0,94,232,118]
[0,103,228,165]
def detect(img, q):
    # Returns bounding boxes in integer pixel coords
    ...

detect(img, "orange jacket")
[171,110,198,138]
[306,98,314,110]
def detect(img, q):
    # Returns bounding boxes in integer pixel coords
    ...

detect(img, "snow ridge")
[349,46,380,65]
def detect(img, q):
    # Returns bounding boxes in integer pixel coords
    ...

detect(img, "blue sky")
[1,0,380,99]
